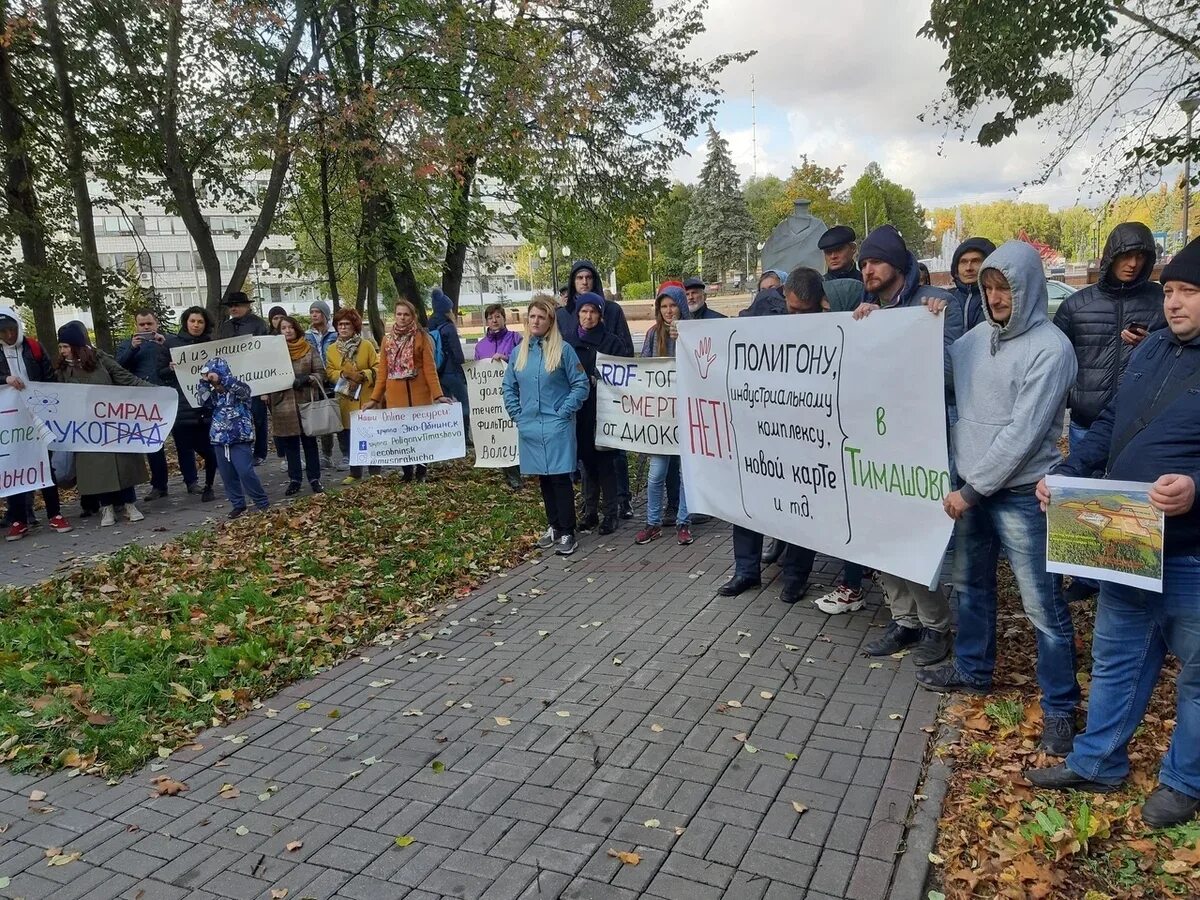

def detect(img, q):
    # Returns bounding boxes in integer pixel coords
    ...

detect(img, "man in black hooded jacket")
[1053,222,1166,600]
[949,237,997,330]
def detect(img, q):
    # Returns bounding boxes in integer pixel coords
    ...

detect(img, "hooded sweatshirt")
[1052,222,1166,429]
[428,288,466,377]
[0,304,50,384]
[305,300,336,365]
[197,357,254,446]
[949,241,1076,503]
[641,286,690,358]
[557,260,634,356]
[950,237,998,330]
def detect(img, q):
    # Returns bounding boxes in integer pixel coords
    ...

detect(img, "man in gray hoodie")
[916,240,1080,756]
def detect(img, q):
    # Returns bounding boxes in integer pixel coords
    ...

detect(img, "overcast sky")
[670,0,1178,212]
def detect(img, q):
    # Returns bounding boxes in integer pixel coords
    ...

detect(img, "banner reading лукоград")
[675,308,954,587]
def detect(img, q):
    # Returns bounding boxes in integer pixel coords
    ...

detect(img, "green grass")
[983,697,1024,731]
[0,464,542,774]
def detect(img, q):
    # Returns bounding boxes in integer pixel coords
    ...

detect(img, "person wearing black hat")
[215,291,271,463]
[851,224,963,666]
[819,225,861,282]
[949,237,998,330]
[1026,235,1200,827]
[683,277,724,320]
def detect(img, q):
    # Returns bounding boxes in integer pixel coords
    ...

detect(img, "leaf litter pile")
[931,563,1197,898]
[0,464,542,775]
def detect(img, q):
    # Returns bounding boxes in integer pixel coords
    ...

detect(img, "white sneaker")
[536,527,557,550]
[125,503,145,523]
[100,506,116,527]
[813,585,865,615]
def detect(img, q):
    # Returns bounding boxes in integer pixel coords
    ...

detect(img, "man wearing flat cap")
[683,277,724,320]
[819,225,861,282]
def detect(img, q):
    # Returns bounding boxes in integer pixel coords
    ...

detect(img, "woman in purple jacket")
[475,303,524,489]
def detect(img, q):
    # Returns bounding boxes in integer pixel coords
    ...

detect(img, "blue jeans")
[646,454,687,526]
[214,442,270,512]
[952,488,1079,717]
[1067,557,1200,797]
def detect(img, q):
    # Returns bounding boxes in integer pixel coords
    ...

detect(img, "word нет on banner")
[22,383,179,454]
[676,308,954,587]
[1045,474,1165,592]
[349,403,467,467]
[464,360,519,468]
[594,355,678,455]
[171,334,294,408]
[0,386,53,498]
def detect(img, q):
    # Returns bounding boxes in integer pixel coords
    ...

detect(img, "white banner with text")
[676,309,954,586]
[465,360,519,468]
[349,403,467,467]
[0,386,54,497]
[594,354,678,454]
[172,334,294,408]
[23,383,179,455]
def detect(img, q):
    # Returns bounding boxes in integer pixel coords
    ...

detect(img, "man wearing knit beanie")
[306,299,340,469]
[1027,235,1200,826]
[848,224,964,667]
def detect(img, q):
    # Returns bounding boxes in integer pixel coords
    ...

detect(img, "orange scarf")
[287,337,311,361]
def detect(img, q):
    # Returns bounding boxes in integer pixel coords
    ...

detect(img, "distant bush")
[621,281,654,300]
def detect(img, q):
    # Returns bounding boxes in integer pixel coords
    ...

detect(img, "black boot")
[864,621,922,657]
[1142,785,1200,827]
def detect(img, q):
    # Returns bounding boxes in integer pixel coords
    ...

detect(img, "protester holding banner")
[915,241,1080,756]
[502,296,590,556]
[216,292,271,464]
[475,303,523,490]
[568,292,623,535]
[326,307,380,484]
[0,306,71,540]
[165,307,218,503]
[364,299,448,483]
[116,309,174,501]
[1027,236,1200,828]
[54,321,150,527]
[197,357,270,518]
[266,316,325,496]
[637,285,693,546]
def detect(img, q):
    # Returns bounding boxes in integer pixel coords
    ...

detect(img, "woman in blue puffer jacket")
[502,296,590,557]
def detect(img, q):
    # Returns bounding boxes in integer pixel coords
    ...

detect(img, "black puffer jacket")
[1052,222,1166,429]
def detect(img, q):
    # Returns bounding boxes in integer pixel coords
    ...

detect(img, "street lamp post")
[1181,92,1200,247]
[645,228,655,288]
[538,245,548,290]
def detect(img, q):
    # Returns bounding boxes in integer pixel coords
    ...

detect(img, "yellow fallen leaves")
[792,802,808,815]
[493,716,512,727]
[649,723,664,733]
[150,776,188,797]
[44,848,81,867]
[395,835,415,848]
[607,848,641,865]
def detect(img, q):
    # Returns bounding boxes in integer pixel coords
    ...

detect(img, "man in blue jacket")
[1026,236,1200,827]
[851,225,963,666]
[948,237,997,330]
[915,241,1080,756]
[116,309,174,501]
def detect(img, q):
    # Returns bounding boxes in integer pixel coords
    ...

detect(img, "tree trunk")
[0,0,56,347]
[317,121,339,310]
[364,258,382,343]
[42,0,113,351]
[440,156,477,313]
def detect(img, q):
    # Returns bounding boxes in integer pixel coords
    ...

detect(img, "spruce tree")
[684,125,756,282]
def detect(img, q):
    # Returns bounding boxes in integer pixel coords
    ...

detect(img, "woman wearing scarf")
[364,298,448,482]
[166,306,218,502]
[567,293,624,535]
[475,302,523,490]
[265,315,324,495]
[502,296,590,556]
[326,307,380,484]
[53,321,153,527]
[636,285,693,546]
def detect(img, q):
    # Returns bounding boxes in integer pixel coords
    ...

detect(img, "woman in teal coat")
[503,295,590,556]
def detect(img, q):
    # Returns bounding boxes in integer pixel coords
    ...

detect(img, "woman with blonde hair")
[502,296,590,555]
[326,307,380,483]
[363,298,449,482]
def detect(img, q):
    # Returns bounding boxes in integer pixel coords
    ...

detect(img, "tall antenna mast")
[751,74,758,180]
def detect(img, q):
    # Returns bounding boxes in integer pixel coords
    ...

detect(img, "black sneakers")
[865,621,922,657]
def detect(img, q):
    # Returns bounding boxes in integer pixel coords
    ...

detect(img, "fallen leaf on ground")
[235,825,250,836]
[733,732,748,743]
[296,702,312,711]
[270,890,288,899]
[743,743,758,754]
[493,717,512,727]
[674,826,685,836]
[760,691,774,700]
[395,835,415,848]
[218,784,239,800]
[46,850,81,867]
[431,761,446,774]
[150,777,188,797]
[784,752,799,761]
[28,790,46,802]
[643,818,660,828]
[928,852,945,865]
[725,700,742,709]
[889,714,903,720]
[607,848,641,865]
[285,841,303,852]
[555,711,570,718]
[650,724,664,733]
[792,802,808,814]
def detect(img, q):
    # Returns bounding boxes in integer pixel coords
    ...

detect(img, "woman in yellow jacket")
[362,298,449,482]
[326,307,380,484]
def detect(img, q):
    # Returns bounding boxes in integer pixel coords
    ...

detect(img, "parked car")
[1046,279,1076,317]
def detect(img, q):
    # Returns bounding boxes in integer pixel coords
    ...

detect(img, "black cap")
[682,277,706,290]
[818,225,857,252]
[222,291,252,307]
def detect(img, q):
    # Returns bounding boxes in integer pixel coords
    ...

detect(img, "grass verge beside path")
[929,565,1199,899]
[0,463,543,776]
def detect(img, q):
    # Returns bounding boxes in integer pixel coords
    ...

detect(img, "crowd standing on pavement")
[3,221,1200,829]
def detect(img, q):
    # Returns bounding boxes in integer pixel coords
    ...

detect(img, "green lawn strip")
[0,464,542,775]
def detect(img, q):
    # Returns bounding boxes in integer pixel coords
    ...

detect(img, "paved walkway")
[0,477,943,900]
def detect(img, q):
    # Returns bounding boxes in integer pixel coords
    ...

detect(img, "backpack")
[426,326,446,372]
[26,337,43,361]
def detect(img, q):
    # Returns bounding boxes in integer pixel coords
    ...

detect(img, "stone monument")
[760,199,828,275]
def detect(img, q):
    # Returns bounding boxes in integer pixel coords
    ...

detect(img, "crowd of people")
[2,218,1200,828]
